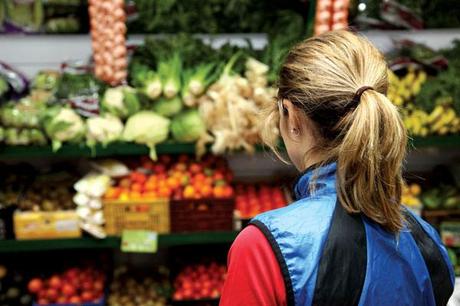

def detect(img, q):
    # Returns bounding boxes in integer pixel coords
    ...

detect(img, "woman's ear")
[282,99,303,139]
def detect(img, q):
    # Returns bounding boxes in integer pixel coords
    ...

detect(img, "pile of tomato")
[104,155,234,201]
[235,184,287,218]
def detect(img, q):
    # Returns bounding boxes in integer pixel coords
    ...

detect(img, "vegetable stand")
[1,1,460,306]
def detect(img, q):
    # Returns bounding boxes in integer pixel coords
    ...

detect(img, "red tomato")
[189,163,202,174]
[213,186,226,198]
[27,278,43,294]
[37,298,49,305]
[62,284,76,297]
[178,154,189,163]
[81,291,94,302]
[223,186,234,198]
[130,171,147,184]
[175,162,187,172]
[68,296,82,303]
[119,178,131,189]
[46,288,59,302]
[201,185,213,198]
[131,182,143,192]
[154,164,166,174]
[213,171,224,181]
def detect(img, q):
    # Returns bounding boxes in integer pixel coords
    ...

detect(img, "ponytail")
[336,90,407,232]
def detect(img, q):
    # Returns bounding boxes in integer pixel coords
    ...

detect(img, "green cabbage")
[43,107,85,151]
[152,96,183,117]
[171,109,206,143]
[123,111,170,160]
[101,86,140,119]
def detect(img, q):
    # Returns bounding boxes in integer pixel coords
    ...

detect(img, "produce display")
[198,56,275,154]
[88,0,128,86]
[108,266,171,306]
[0,98,47,146]
[386,40,460,137]
[173,262,226,301]
[128,0,308,35]
[351,0,460,29]
[235,184,287,219]
[314,0,350,36]
[19,172,76,212]
[421,186,460,211]
[27,266,105,305]
[104,155,234,201]
[0,264,32,306]
[1,0,87,34]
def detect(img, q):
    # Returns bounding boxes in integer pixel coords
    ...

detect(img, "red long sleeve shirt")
[220,225,287,306]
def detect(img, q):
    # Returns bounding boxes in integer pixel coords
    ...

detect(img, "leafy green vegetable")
[159,52,182,99]
[43,107,85,151]
[123,111,170,160]
[142,71,162,100]
[101,86,141,119]
[32,70,60,91]
[152,96,183,117]
[416,68,460,113]
[171,109,206,142]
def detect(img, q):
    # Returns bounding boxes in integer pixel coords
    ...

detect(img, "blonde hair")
[262,30,407,233]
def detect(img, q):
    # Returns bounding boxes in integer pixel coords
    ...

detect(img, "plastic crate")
[170,198,234,232]
[104,199,170,235]
[14,210,81,240]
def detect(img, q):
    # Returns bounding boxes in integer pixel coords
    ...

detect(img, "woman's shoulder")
[252,195,337,229]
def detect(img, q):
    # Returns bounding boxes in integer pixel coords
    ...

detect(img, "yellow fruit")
[410,184,421,196]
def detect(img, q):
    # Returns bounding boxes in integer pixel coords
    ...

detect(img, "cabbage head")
[123,111,170,160]
[171,109,206,142]
[44,107,85,151]
[86,114,124,148]
[152,96,183,117]
[101,86,140,119]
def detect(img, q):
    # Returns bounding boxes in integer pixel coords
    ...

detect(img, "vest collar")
[294,162,337,200]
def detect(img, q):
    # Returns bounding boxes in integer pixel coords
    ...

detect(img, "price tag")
[121,230,158,253]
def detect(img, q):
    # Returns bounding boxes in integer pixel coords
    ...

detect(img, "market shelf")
[0,232,239,253]
[1,136,460,159]
[423,209,460,218]
[0,142,196,159]
[410,135,460,148]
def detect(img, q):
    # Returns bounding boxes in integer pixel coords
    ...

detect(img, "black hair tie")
[352,86,374,104]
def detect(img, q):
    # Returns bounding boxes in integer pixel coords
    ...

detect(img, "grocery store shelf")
[423,209,460,218]
[0,142,196,159]
[1,136,459,159]
[410,135,460,148]
[0,33,268,77]
[0,232,238,253]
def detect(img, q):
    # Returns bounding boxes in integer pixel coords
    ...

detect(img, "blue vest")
[251,163,454,306]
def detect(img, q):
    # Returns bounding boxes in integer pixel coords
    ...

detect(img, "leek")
[159,52,182,99]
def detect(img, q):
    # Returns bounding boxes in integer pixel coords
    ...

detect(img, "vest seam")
[250,220,296,306]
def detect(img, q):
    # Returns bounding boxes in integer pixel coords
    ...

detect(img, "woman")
[220,30,454,306]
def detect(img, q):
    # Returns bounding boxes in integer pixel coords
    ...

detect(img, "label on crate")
[441,222,460,247]
[121,230,158,253]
